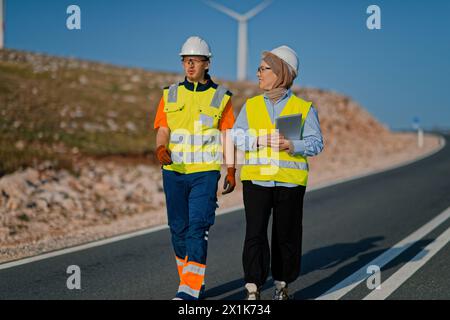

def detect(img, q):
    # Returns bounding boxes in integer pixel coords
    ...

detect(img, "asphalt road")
[0,133,449,300]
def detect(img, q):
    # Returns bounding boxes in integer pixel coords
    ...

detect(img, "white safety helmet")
[179,36,212,58]
[269,45,299,76]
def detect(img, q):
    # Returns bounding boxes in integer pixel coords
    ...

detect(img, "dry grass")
[0,49,179,175]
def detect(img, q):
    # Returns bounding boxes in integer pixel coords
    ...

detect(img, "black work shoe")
[273,287,290,300]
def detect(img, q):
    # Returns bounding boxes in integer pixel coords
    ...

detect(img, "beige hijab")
[262,51,296,103]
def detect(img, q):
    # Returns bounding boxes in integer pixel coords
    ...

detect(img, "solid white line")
[0,224,169,271]
[363,226,450,300]
[0,135,445,271]
[316,207,450,300]
[0,205,246,271]
[216,204,245,216]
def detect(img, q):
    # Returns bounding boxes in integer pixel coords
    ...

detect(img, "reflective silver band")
[171,151,223,164]
[210,85,228,108]
[178,285,200,298]
[168,84,178,103]
[175,258,185,267]
[245,158,309,171]
[183,264,206,276]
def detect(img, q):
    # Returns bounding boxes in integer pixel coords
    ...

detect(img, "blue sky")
[4,0,450,129]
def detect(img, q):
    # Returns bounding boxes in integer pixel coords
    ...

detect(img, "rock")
[34,198,50,212]
[79,75,88,85]
[106,119,119,131]
[125,121,137,132]
[15,140,26,150]
[6,198,20,211]
[130,74,141,83]
[93,182,111,195]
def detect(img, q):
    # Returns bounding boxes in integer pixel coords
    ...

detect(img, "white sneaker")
[245,283,260,300]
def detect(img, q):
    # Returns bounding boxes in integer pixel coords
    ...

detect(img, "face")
[182,55,210,82]
[257,60,278,91]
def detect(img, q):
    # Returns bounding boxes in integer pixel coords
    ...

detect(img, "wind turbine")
[204,0,272,81]
[0,0,4,49]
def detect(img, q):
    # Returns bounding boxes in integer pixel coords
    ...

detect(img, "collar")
[263,89,292,104]
[181,74,217,92]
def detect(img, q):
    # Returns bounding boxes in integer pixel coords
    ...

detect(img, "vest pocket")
[164,103,184,113]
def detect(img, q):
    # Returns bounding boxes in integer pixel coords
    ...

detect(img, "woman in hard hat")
[154,36,236,300]
[233,46,324,300]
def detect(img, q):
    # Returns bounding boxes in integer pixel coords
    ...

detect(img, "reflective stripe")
[170,133,220,146]
[172,151,222,164]
[183,264,206,276]
[210,85,228,108]
[178,285,200,298]
[199,113,214,127]
[176,258,185,267]
[168,84,178,103]
[245,158,309,171]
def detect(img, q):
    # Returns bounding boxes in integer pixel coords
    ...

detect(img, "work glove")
[156,145,173,166]
[222,167,236,195]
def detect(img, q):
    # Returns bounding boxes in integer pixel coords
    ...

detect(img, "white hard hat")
[269,45,299,76]
[179,36,212,58]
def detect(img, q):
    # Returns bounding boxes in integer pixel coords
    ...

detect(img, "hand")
[257,132,283,149]
[257,134,292,152]
[156,145,173,165]
[279,138,293,152]
[222,167,236,195]
[257,133,292,151]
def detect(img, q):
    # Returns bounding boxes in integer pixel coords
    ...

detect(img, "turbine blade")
[203,0,243,21]
[243,0,272,20]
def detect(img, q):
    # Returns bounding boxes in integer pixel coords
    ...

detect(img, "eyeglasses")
[182,58,208,66]
[257,66,272,73]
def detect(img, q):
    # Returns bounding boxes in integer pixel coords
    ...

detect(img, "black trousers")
[242,181,306,288]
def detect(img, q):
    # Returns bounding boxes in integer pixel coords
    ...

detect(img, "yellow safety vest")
[240,94,312,186]
[162,81,232,174]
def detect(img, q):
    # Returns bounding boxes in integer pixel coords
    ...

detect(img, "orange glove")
[222,167,236,195]
[156,145,173,165]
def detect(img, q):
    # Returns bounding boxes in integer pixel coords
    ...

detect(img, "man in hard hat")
[154,36,236,300]
[233,45,324,300]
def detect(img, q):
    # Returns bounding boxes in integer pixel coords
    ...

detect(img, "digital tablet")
[275,113,302,140]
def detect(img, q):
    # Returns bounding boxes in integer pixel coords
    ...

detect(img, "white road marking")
[316,207,450,300]
[0,224,168,271]
[363,225,450,300]
[0,135,445,272]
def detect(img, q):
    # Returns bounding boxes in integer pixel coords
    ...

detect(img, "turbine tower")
[204,0,272,81]
[0,0,4,49]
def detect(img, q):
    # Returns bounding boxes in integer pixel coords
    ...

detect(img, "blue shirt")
[232,89,324,187]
